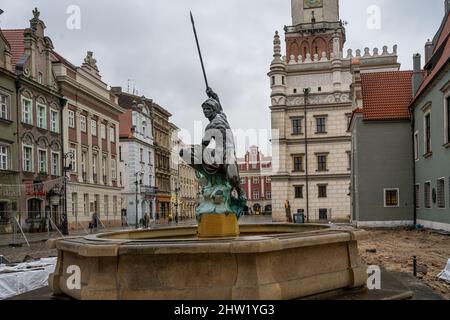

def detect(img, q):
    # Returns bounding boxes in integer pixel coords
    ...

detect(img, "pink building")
[238,146,272,215]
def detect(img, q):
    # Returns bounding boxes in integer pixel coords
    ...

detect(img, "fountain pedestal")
[197,214,239,238]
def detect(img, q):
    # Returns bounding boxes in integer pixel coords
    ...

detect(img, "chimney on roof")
[424,39,433,65]
[412,53,424,96]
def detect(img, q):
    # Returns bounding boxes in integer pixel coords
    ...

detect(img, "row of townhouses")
[0,8,197,234]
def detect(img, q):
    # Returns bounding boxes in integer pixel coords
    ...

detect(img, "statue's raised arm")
[206,87,223,113]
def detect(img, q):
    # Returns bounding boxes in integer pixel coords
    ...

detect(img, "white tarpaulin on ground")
[0,258,57,300]
[438,259,450,284]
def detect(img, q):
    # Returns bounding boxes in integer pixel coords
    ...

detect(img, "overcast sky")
[0,0,445,156]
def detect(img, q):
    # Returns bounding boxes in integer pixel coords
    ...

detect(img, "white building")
[269,0,400,222]
[115,89,156,226]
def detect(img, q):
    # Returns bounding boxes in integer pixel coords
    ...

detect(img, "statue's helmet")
[202,98,221,113]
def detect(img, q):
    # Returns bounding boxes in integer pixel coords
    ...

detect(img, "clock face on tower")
[304,0,323,9]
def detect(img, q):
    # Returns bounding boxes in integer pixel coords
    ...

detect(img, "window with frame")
[101,123,106,140]
[437,179,445,208]
[347,151,351,171]
[51,152,60,176]
[71,193,77,217]
[23,145,33,172]
[37,104,47,129]
[38,72,43,84]
[142,122,147,138]
[316,117,327,133]
[0,145,9,170]
[317,154,327,172]
[253,177,260,184]
[415,184,420,209]
[68,110,75,128]
[84,194,89,216]
[91,120,97,136]
[424,182,431,208]
[140,148,144,163]
[318,185,327,198]
[102,156,107,183]
[81,151,87,177]
[110,127,116,142]
[252,191,260,200]
[0,94,9,120]
[104,195,109,216]
[113,196,118,216]
[425,113,431,154]
[80,115,87,132]
[50,110,59,133]
[38,149,47,173]
[414,132,419,160]
[292,118,302,135]
[240,177,246,185]
[92,153,98,175]
[293,156,304,172]
[266,177,271,183]
[384,189,399,207]
[266,191,272,200]
[295,185,304,199]
[111,159,117,180]
[148,151,152,165]
[22,97,33,125]
[69,148,77,172]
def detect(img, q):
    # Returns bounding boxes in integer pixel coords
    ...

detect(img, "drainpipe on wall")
[411,53,423,228]
[15,79,21,227]
[410,105,417,228]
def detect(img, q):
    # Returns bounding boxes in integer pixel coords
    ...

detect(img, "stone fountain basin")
[47,224,368,300]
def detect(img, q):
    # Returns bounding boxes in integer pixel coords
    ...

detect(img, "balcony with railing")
[141,186,158,198]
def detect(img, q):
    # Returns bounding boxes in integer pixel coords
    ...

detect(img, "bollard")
[413,256,417,277]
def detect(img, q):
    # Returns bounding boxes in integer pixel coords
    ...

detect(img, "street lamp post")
[175,186,180,224]
[135,171,143,229]
[62,151,74,236]
[303,88,311,223]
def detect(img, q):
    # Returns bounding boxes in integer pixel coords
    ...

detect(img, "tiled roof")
[2,29,25,71]
[413,12,450,103]
[361,71,413,121]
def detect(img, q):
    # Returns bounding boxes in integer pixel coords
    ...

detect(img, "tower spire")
[272,31,282,63]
